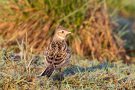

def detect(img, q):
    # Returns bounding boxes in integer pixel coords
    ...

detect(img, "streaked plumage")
[41,26,71,77]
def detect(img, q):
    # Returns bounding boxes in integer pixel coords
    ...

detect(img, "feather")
[41,27,71,77]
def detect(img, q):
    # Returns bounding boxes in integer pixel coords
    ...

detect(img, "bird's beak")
[66,31,71,34]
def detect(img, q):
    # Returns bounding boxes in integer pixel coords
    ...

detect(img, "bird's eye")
[61,31,64,33]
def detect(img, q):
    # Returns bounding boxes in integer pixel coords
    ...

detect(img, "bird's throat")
[55,34,65,40]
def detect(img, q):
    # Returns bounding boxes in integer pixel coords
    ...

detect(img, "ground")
[0,52,135,90]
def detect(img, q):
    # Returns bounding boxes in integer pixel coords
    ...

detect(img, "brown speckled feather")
[41,27,71,77]
[45,40,71,68]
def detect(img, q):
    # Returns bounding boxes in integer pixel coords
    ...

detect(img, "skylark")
[41,26,71,77]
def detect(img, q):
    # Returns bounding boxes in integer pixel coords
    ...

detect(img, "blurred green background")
[0,0,135,64]
[0,0,135,90]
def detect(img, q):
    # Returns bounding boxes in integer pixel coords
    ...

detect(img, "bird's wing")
[45,41,71,67]
[53,46,71,67]
[45,41,57,64]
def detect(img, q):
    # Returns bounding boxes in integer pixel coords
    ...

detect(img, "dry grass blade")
[0,0,129,62]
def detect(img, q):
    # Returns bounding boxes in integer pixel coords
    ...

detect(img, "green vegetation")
[107,0,135,18]
[0,0,88,27]
[0,0,135,90]
[0,0,124,61]
[0,49,135,89]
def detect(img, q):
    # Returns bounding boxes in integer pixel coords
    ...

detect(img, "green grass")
[0,0,135,89]
[0,49,135,90]
[107,0,135,18]
[0,0,88,28]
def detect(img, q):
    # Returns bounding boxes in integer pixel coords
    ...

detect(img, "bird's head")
[54,26,71,40]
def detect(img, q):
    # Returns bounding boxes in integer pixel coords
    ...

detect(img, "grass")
[0,0,135,89]
[106,0,135,18]
[0,0,88,26]
[106,0,135,57]
[0,48,135,90]
[0,0,126,62]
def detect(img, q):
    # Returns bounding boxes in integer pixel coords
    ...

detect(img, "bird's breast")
[45,41,68,66]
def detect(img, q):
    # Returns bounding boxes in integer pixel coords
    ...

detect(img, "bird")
[40,26,71,78]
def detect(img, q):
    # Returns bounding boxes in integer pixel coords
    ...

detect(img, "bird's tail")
[40,65,54,77]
